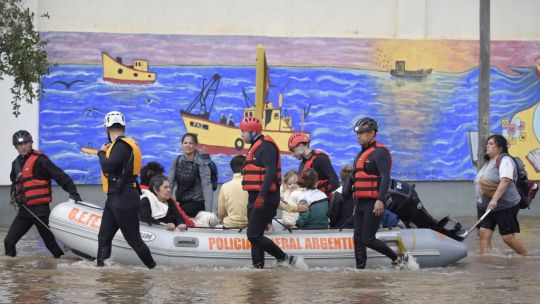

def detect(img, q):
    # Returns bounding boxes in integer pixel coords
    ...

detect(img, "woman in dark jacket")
[140,174,187,231]
[168,133,214,216]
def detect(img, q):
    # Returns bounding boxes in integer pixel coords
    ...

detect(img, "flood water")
[1,216,539,304]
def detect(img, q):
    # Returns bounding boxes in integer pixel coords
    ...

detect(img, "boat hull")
[49,201,468,268]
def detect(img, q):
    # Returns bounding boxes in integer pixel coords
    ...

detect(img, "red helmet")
[240,116,263,133]
[288,132,310,150]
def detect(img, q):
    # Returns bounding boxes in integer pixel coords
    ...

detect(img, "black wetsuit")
[5,153,80,257]
[345,141,397,268]
[298,151,339,193]
[97,139,155,268]
[246,135,286,268]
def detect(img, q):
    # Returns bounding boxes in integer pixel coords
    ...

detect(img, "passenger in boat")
[169,133,214,217]
[475,135,527,255]
[217,155,249,228]
[4,130,82,258]
[329,165,355,229]
[140,161,164,191]
[96,111,156,269]
[343,117,402,269]
[295,169,329,229]
[240,116,297,268]
[220,114,227,125]
[288,132,339,200]
[330,165,402,229]
[140,174,187,231]
[278,170,308,228]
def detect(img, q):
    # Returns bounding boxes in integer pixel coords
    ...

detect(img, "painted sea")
[39,65,540,184]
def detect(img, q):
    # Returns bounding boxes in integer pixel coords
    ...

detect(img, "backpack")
[496,153,538,209]
[176,153,219,191]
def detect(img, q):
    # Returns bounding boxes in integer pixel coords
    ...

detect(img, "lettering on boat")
[140,231,156,242]
[67,207,101,229]
[207,236,354,251]
[190,121,209,130]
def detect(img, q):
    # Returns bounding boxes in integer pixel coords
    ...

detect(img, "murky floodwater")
[1,216,539,304]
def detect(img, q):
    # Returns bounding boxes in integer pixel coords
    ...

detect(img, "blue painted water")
[39,65,540,184]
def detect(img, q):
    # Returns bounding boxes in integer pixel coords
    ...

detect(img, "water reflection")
[1,216,540,303]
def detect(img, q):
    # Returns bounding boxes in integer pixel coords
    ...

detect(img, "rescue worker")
[5,130,82,258]
[288,132,339,199]
[240,116,296,268]
[96,111,155,268]
[343,117,401,269]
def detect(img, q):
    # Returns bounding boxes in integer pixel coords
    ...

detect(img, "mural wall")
[39,32,540,184]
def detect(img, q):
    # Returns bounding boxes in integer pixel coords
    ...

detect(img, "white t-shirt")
[498,156,515,180]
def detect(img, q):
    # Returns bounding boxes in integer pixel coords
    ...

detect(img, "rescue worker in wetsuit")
[5,130,82,258]
[96,111,155,268]
[288,132,339,199]
[240,116,296,268]
[343,117,401,269]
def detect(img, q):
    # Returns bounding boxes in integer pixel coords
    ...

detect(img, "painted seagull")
[51,79,84,89]
[83,108,105,117]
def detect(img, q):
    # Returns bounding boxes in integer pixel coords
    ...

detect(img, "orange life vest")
[242,135,282,192]
[353,142,391,199]
[302,149,333,198]
[16,150,52,206]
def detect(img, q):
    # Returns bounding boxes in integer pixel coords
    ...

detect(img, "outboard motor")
[385,179,465,242]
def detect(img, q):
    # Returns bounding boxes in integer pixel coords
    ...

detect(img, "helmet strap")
[249,131,258,143]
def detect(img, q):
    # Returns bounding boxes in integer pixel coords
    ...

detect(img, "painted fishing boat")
[102,52,156,84]
[181,45,308,154]
[390,60,432,78]
[49,200,468,268]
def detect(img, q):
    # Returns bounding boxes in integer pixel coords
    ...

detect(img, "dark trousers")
[247,191,286,268]
[354,199,398,268]
[4,213,64,258]
[180,200,205,217]
[97,191,155,268]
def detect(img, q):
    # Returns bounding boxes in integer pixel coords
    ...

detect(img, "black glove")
[70,193,82,202]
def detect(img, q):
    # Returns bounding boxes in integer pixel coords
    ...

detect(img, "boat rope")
[20,204,54,234]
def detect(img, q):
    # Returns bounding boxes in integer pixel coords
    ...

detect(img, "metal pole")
[478,0,490,169]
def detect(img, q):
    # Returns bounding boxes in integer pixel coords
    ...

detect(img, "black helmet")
[354,117,378,133]
[12,130,33,145]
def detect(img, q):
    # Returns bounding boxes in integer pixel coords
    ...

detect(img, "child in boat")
[295,168,329,229]
[279,170,308,227]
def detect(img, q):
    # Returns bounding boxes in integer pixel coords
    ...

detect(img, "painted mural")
[38,32,540,184]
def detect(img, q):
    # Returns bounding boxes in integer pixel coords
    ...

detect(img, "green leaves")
[0,0,50,117]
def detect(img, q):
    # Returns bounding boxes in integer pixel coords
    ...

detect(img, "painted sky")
[42,32,540,74]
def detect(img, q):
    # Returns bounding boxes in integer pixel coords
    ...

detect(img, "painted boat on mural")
[49,200,468,268]
[102,52,156,84]
[390,60,432,78]
[181,45,308,154]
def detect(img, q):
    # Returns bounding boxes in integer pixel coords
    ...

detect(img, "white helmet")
[104,111,126,128]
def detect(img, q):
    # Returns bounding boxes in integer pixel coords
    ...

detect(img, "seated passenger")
[217,155,249,228]
[296,169,329,229]
[329,165,355,229]
[140,174,188,231]
[140,161,165,190]
[279,170,307,227]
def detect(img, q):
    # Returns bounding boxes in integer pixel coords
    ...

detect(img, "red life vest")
[16,150,53,206]
[353,142,391,199]
[302,149,333,198]
[242,135,282,192]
